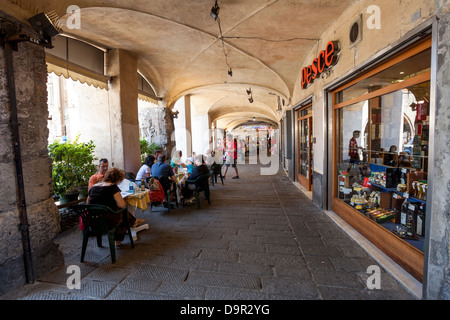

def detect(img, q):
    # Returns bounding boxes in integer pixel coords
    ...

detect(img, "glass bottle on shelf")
[406,207,415,238]
[416,204,425,236]
[406,202,417,238]
[411,181,417,198]
[417,182,423,200]
[400,192,410,226]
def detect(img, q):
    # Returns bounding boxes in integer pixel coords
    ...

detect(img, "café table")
[122,190,150,240]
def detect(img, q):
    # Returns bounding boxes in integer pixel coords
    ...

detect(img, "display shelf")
[382,222,425,252]
[369,182,426,204]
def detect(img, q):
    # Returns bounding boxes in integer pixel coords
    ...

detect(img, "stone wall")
[138,101,167,147]
[425,4,450,300]
[0,11,63,296]
[138,102,176,159]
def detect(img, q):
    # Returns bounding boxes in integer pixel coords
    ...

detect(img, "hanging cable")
[215,15,232,77]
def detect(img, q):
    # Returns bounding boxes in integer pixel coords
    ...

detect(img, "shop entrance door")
[297,105,313,191]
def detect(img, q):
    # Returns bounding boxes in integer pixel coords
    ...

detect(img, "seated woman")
[136,155,155,183]
[185,157,196,174]
[87,168,145,247]
[170,150,187,173]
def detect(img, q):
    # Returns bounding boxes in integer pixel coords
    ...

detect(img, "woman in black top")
[88,168,143,247]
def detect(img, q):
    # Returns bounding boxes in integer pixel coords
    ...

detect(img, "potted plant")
[140,137,162,163]
[48,135,97,204]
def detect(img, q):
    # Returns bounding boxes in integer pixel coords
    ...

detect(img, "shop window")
[297,105,313,190]
[333,38,431,266]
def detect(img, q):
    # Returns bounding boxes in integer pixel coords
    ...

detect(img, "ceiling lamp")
[246,88,253,103]
[210,0,220,21]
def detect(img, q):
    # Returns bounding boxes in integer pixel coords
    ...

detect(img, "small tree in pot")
[48,135,97,204]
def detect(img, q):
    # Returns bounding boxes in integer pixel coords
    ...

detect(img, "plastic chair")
[184,173,211,209]
[73,204,134,264]
[209,162,224,186]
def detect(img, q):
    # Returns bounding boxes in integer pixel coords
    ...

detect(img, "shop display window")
[298,106,312,180]
[334,46,431,252]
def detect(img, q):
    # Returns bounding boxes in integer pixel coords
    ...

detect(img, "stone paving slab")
[1,162,417,302]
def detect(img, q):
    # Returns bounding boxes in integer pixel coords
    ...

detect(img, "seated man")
[88,158,109,190]
[151,154,177,206]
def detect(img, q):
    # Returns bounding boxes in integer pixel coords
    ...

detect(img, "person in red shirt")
[349,131,360,163]
[223,135,239,179]
[88,158,109,190]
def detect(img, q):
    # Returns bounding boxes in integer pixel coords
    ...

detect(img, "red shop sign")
[301,41,340,89]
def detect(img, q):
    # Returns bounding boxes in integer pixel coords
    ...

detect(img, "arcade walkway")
[2,162,416,300]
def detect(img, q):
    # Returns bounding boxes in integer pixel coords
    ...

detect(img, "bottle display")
[141,179,145,191]
[400,192,410,226]
[416,204,425,236]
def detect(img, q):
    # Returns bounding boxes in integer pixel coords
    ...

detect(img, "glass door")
[297,105,313,191]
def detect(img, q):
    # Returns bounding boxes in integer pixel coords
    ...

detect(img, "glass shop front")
[331,36,431,282]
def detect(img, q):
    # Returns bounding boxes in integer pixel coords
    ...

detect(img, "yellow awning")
[138,90,160,104]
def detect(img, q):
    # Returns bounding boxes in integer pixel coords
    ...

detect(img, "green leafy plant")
[48,135,97,196]
[140,137,162,162]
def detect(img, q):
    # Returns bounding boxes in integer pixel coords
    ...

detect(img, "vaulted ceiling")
[7,0,356,129]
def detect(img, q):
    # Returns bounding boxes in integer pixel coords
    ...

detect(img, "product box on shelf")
[379,191,393,209]
[385,167,400,188]
[392,193,404,212]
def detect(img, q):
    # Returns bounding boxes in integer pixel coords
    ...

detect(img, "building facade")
[281,1,450,299]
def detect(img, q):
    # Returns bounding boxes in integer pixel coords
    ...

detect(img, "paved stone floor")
[2,162,416,301]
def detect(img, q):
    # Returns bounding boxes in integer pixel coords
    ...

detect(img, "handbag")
[148,178,161,191]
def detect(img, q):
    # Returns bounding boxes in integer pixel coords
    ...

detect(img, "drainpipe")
[3,40,35,284]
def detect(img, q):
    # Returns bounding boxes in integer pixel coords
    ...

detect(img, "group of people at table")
[84,150,217,247]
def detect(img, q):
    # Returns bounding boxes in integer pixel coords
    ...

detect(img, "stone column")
[105,49,141,175]
[184,95,193,157]
[0,11,63,295]
[424,3,450,300]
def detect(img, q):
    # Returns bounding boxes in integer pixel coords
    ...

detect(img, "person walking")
[223,135,239,179]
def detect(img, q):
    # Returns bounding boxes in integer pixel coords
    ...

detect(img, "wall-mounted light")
[211,0,220,21]
[27,12,60,48]
[170,109,179,119]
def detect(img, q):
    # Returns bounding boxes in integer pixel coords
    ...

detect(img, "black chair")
[73,204,134,264]
[152,176,178,212]
[209,162,224,186]
[184,173,211,209]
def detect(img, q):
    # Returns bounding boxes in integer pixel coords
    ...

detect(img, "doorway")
[297,104,313,191]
